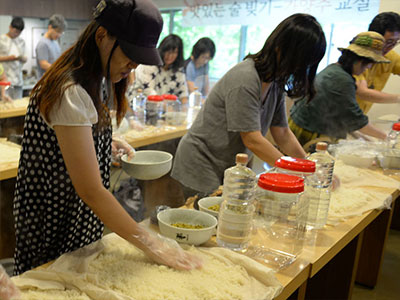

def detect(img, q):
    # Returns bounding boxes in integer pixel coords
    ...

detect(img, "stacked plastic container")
[145,95,163,126]
[216,153,257,251]
[248,172,305,268]
[163,94,184,125]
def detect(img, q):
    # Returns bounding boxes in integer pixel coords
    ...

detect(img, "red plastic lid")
[275,156,316,173]
[392,122,400,131]
[0,81,11,86]
[147,95,164,102]
[258,173,304,193]
[163,94,178,100]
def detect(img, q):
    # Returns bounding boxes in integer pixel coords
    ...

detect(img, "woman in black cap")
[13,0,202,275]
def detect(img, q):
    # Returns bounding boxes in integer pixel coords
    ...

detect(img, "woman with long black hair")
[133,34,189,103]
[172,13,327,198]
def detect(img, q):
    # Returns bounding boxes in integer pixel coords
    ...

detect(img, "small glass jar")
[248,173,306,269]
[145,95,163,126]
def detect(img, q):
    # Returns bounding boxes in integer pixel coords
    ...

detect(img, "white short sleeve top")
[46,83,98,128]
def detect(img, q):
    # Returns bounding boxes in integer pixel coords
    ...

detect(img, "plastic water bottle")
[133,89,146,125]
[387,122,400,149]
[306,142,335,229]
[188,87,202,121]
[216,153,257,251]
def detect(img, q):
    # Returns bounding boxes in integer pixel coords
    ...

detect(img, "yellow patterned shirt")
[354,50,400,113]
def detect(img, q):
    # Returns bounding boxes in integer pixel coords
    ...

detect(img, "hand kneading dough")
[13,234,282,300]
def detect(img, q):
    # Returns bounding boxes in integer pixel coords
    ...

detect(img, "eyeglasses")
[384,39,400,48]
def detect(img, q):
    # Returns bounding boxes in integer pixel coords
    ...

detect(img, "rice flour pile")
[12,234,282,300]
[328,160,399,222]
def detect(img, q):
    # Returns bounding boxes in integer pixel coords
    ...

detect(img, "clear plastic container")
[163,94,184,125]
[216,153,257,251]
[273,156,316,178]
[0,81,12,101]
[269,156,315,227]
[247,173,306,269]
[387,122,400,149]
[130,88,146,125]
[188,87,202,122]
[306,142,334,229]
[145,95,163,126]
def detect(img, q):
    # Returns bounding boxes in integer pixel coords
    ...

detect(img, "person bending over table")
[172,14,326,198]
[289,31,388,148]
[13,0,201,276]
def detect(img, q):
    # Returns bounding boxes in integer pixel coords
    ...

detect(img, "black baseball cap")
[94,0,163,66]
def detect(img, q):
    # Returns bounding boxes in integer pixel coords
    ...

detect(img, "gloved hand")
[0,265,21,300]
[133,226,203,271]
[112,136,135,165]
[332,174,340,191]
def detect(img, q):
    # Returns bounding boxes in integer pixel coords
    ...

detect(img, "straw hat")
[338,31,390,63]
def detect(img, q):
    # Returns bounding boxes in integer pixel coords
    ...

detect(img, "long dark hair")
[338,49,374,76]
[245,13,326,100]
[33,20,128,129]
[158,34,184,72]
[191,37,216,59]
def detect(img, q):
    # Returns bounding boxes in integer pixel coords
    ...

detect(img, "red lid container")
[147,95,164,102]
[258,173,304,193]
[275,156,316,173]
[0,81,11,86]
[392,122,400,131]
[163,94,178,101]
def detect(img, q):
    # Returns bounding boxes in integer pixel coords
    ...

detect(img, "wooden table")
[122,124,189,148]
[0,140,21,180]
[292,189,400,300]
[0,124,189,181]
[0,98,29,119]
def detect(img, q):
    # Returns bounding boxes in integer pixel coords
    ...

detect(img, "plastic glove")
[332,174,340,191]
[112,136,135,163]
[133,225,203,271]
[0,265,21,300]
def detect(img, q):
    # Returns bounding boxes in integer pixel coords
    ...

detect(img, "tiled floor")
[352,229,400,300]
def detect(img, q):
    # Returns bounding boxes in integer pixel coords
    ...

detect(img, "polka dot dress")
[13,95,112,275]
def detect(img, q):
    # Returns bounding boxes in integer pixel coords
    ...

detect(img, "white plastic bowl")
[198,196,223,218]
[157,209,217,245]
[121,150,172,180]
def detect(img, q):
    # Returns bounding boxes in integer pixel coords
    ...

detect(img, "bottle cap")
[235,153,248,164]
[163,94,178,100]
[316,142,328,151]
[275,156,316,173]
[147,95,164,102]
[137,88,143,93]
[392,122,400,131]
[258,173,304,193]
